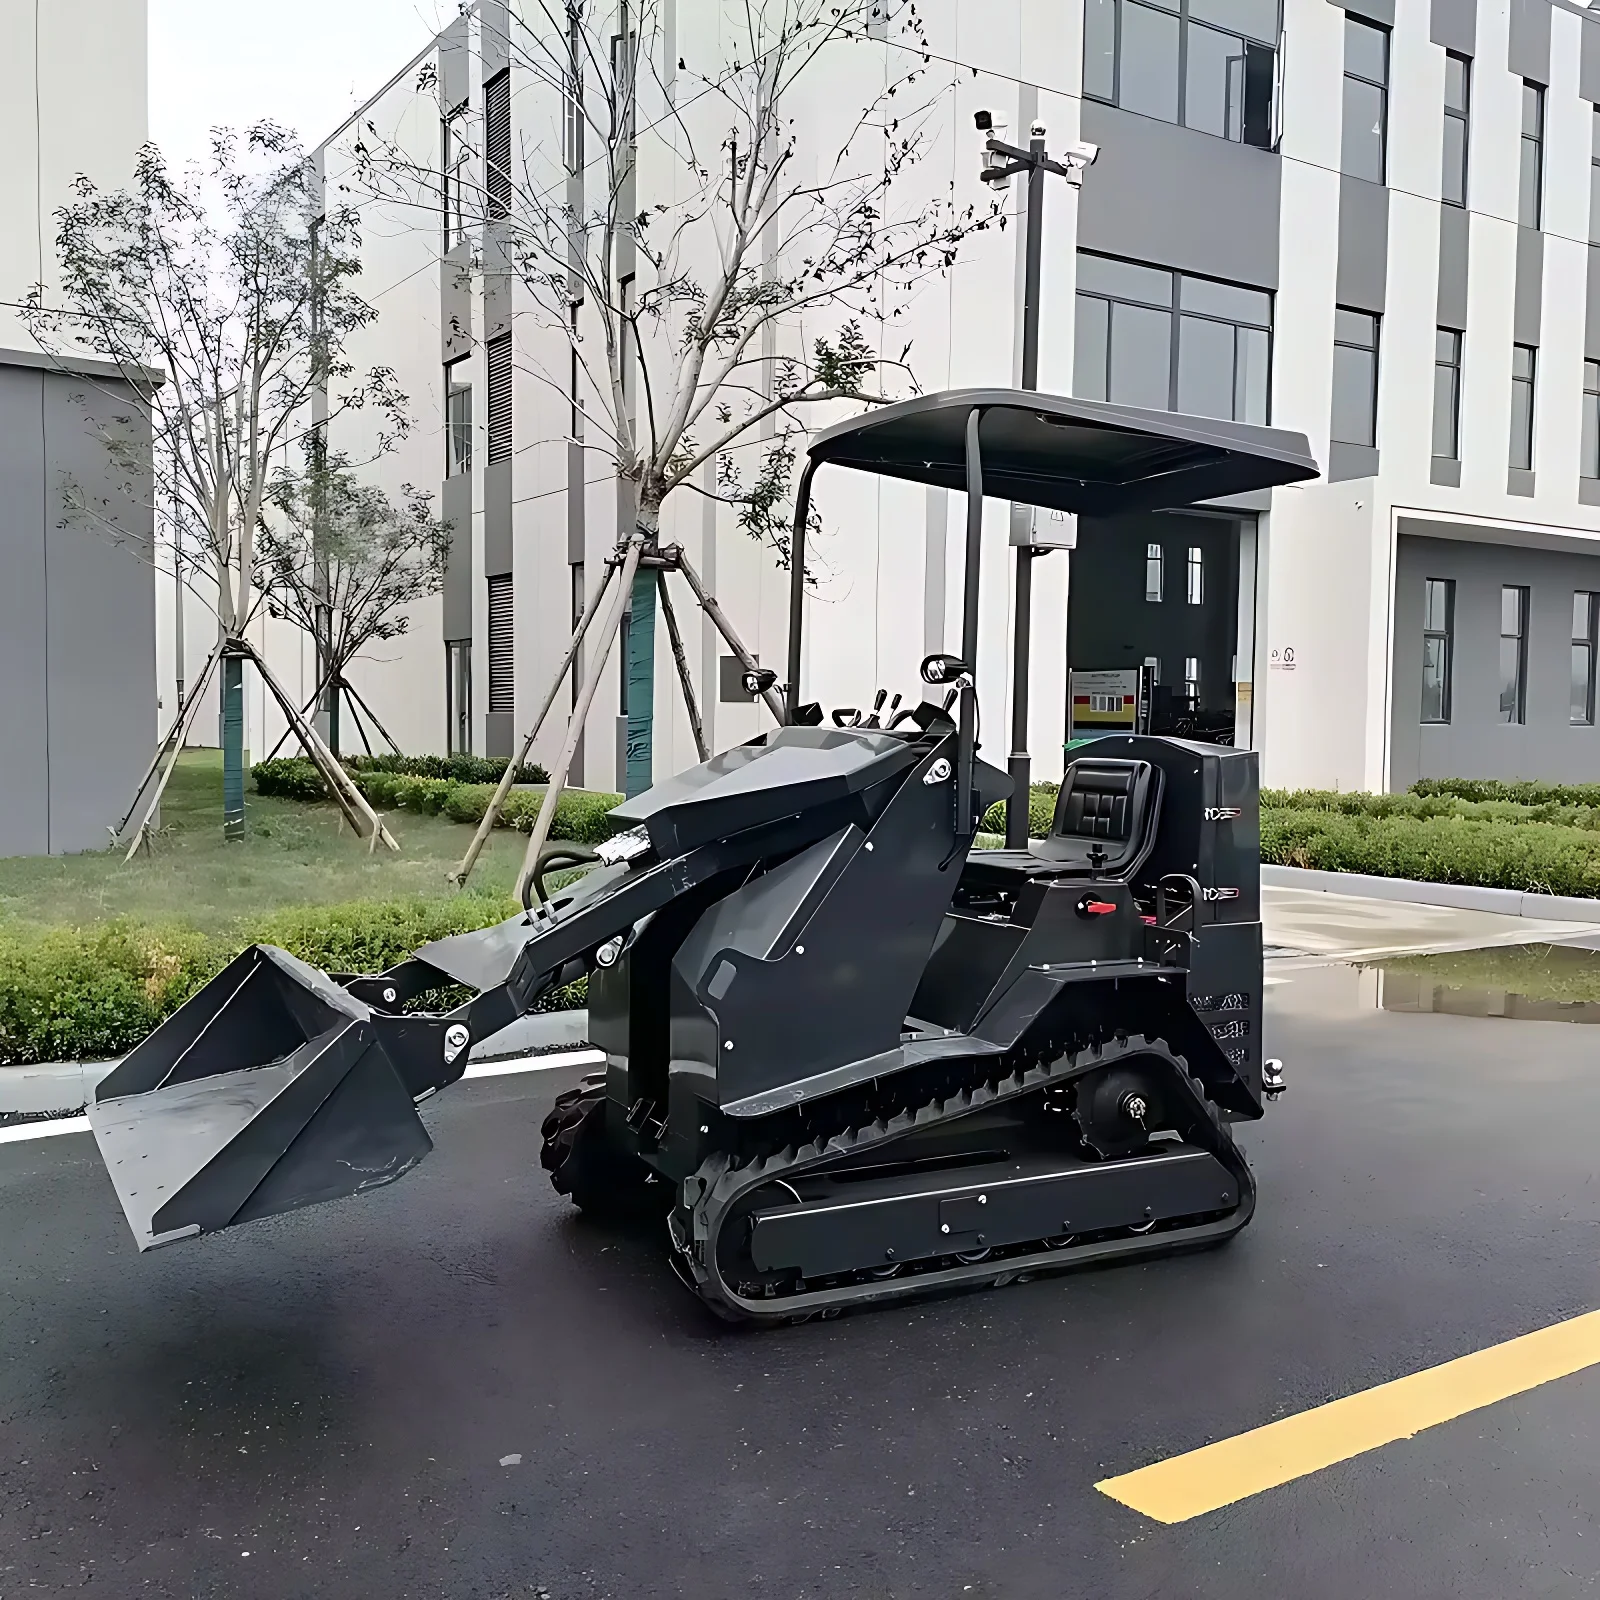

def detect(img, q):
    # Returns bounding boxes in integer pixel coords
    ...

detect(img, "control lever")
[941,688,958,711]
[831,707,862,727]
[861,689,889,728]
[881,693,903,727]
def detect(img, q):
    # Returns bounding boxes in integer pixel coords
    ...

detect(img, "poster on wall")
[1069,668,1141,740]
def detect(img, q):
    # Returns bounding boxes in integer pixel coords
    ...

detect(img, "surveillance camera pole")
[981,125,1088,849]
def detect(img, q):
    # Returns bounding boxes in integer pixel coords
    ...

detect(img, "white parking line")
[0,1048,605,1147]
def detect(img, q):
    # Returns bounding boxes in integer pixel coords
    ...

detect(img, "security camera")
[974,109,994,132]
[1062,140,1099,187]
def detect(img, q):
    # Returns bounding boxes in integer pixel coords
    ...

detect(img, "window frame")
[1421,577,1454,725]
[1074,251,1273,424]
[1433,328,1462,462]
[1331,307,1380,449]
[1145,542,1164,602]
[1520,80,1545,231]
[1442,51,1470,208]
[446,638,472,754]
[1341,16,1390,184]
[1591,108,1600,246]
[1499,584,1529,726]
[1081,0,1280,150]
[1186,545,1204,605]
[445,356,472,477]
[1573,590,1598,727]
[442,103,470,252]
[1584,360,1600,482]
[1510,342,1537,473]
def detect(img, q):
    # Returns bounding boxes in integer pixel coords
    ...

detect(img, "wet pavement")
[5,934,1600,1596]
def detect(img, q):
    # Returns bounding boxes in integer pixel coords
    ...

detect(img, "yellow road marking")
[1097,1306,1600,1524]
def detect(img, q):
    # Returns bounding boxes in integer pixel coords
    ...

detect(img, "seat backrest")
[1030,757,1163,876]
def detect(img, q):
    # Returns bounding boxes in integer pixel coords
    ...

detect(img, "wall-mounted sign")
[1268,646,1297,671]
[1069,668,1140,737]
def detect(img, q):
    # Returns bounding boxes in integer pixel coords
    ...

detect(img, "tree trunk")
[221,651,246,841]
[328,678,341,760]
[624,497,663,798]
[624,563,656,797]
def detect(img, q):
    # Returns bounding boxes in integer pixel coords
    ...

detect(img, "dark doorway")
[1066,510,1248,745]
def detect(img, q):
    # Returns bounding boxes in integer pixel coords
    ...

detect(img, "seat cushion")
[1030,758,1160,875]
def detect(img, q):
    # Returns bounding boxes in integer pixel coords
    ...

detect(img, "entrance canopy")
[804,388,1317,517]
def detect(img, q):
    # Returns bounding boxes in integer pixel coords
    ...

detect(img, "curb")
[1262,864,1600,923]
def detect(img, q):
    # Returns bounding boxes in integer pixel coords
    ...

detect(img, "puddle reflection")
[1370,941,1600,1026]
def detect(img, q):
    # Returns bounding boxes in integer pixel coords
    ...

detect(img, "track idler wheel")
[1073,1060,1169,1159]
[540,1073,656,1219]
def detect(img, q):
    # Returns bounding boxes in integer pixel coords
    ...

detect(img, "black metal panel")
[805,389,1317,518]
[611,724,919,857]
[670,738,965,1109]
[749,1146,1233,1278]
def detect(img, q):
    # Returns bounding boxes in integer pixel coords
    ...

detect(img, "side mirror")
[920,653,973,686]
[742,666,778,696]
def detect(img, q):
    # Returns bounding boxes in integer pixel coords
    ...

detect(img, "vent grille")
[484,70,511,219]
[486,334,512,464]
[487,574,514,713]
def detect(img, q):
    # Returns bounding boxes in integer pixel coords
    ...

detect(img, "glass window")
[1500,585,1528,724]
[1573,591,1597,725]
[1331,308,1379,448]
[1520,81,1544,230]
[446,360,472,476]
[1432,328,1462,461]
[1108,300,1174,409]
[1584,359,1600,481]
[1085,0,1117,100]
[1442,53,1470,207]
[1075,252,1272,424]
[1591,109,1600,246]
[1083,0,1277,148]
[1421,577,1453,724]
[1184,656,1201,698]
[1342,18,1388,184]
[1187,546,1203,604]
[1510,343,1536,472]
[1119,1,1183,122]
[1146,543,1164,602]
[442,107,470,251]
[446,639,472,754]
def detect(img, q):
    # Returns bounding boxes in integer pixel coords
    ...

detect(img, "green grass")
[0,750,532,937]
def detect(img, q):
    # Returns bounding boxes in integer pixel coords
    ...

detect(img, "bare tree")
[260,448,452,756]
[22,123,409,840]
[349,0,997,793]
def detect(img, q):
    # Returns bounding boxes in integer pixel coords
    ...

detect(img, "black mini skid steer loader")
[87,389,1316,1324]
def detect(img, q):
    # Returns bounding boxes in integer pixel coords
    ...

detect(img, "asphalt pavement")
[5,952,1600,1598]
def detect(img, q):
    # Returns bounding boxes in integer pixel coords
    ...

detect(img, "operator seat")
[1030,758,1163,877]
[961,754,1164,890]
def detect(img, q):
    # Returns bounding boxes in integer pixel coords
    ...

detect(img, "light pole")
[976,115,1097,848]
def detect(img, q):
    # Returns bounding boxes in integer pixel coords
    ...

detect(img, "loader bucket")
[88,945,432,1250]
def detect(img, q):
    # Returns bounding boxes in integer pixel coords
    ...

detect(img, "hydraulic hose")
[523,842,602,911]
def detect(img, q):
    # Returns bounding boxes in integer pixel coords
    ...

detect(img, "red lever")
[1083,900,1117,916]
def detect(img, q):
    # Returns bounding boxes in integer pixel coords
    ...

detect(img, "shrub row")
[346,752,550,786]
[1260,807,1600,898]
[980,785,1058,839]
[1263,786,1600,832]
[1412,776,1600,809]
[0,894,584,1068]
[252,758,623,844]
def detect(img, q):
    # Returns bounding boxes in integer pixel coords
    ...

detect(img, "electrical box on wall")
[1011,503,1078,550]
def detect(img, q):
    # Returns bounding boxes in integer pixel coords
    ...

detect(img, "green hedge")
[981,785,1058,839]
[1412,776,1600,809]
[252,757,623,844]
[1261,807,1600,898]
[1264,786,1600,832]
[346,752,550,785]
[0,895,585,1068]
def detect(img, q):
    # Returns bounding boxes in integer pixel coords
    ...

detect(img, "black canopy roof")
[805,388,1318,516]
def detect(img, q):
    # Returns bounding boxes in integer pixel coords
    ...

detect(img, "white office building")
[251,0,1600,795]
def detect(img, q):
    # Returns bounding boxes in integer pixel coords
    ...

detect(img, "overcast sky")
[149,0,457,164]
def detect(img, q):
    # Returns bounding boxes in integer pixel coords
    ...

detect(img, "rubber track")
[671,1033,1256,1325]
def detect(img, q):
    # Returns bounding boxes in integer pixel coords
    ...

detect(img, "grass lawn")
[0,750,530,936]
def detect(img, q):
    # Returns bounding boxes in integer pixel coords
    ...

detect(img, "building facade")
[273,0,1600,796]
[0,0,157,856]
